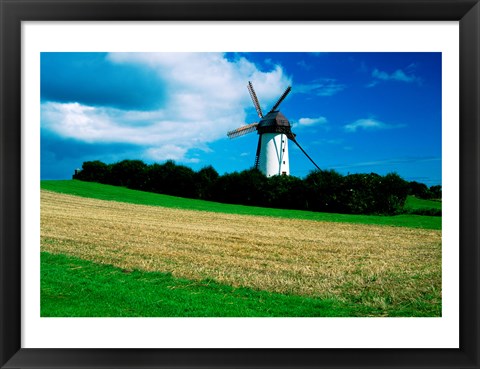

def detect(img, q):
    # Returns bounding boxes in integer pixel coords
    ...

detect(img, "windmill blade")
[227,122,259,139]
[290,137,321,171]
[247,81,264,118]
[268,86,292,113]
[254,135,262,169]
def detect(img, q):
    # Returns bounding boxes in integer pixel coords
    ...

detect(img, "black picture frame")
[1,0,479,368]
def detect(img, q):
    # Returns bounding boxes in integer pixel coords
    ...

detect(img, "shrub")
[73,160,423,216]
[73,160,109,183]
[304,169,346,213]
[266,174,308,210]
[377,173,409,215]
[196,166,220,200]
[107,160,147,189]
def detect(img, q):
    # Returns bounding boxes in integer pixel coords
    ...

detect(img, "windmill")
[227,81,321,177]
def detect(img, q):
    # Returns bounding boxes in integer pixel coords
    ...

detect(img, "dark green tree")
[429,185,442,199]
[212,168,267,206]
[146,160,196,198]
[74,160,109,183]
[196,165,219,200]
[343,173,382,214]
[267,174,308,210]
[304,169,345,213]
[377,172,409,214]
[108,160,147,189]
[172,164,197,198]
[408,181,430,199]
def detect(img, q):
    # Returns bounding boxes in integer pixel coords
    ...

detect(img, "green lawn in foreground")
[41,252,352,317]
[41,252,439,317]
[41,180,441,230]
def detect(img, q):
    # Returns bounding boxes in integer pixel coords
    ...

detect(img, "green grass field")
[405,195,442,210]
[41,252,439,317]
[41,252,356,317]
[41,180,442,317]
[41,180,441,230]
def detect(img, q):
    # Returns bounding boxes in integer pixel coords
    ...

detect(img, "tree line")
[73,159,441,215]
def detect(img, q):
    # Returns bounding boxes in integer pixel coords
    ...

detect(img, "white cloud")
[366,81,379,88]
[331,156,441,170]
[311,138,344,146]
[297,116,328,126]
[344,118,405,133]
[41,102,200,145]
[145,145,199,163]
[296,79,346,96]
[297,60,311,70]
[41,52,291,163]
[368,67,420,87]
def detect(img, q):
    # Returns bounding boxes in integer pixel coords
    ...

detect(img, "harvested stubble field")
[41,189,442,316]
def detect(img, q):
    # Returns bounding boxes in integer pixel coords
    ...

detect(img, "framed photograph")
[1,0,479,368]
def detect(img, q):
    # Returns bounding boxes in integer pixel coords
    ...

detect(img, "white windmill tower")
[227,81,321,177]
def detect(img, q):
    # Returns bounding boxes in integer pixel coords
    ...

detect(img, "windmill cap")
[258,111,291,128]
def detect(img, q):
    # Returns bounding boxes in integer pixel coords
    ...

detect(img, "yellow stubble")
[41,190,442,304]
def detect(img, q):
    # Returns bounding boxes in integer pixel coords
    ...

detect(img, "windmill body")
[227,82,321,177]
[256,111,291,177]
[258,132,290,176]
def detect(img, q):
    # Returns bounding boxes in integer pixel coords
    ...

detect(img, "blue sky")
[41,52,441,186]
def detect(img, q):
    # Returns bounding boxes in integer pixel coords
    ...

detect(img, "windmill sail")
[254,135,262,169]
[247,81,264,118]
[290,137,321,171]
[227,122,259,139]
[268,86,291,113]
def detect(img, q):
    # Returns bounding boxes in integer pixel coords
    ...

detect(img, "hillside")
[41,189,442,317]
[41,180,441,230]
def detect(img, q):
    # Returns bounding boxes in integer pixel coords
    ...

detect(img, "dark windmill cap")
[257,111,292,135]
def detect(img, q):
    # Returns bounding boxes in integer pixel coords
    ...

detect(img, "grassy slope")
[41,180,441,230]
[40,180,441,317]
[42,252,439,317]
[405,196,442,210]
